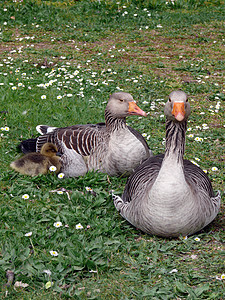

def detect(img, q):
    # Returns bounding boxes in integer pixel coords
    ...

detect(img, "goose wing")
[183,159,215,198]
[122,154,164,203]
[36,123,106,157]
[122,155,217,203]
[127,125,152,157]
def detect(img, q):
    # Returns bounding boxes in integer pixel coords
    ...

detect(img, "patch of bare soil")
[1,27,224,82]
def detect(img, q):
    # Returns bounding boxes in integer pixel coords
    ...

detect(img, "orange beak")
[128,102,147,117]
[172,102,185,121]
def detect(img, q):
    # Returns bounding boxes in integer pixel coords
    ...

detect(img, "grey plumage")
[25,92,152,177]
[113,90,221,237]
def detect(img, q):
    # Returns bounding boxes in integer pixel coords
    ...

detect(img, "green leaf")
[175,281,188,294]
[195,284,210,297]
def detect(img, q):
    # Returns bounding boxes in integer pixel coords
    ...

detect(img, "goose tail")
[36,125,57,135]
[19,138,37,154]
[112,192,125,212]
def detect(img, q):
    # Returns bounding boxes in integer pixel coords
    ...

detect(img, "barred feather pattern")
[165,119,186,162]
[104,109,127,131]
[34,109,150,177]
[114,113,221,237]
[36,125,105,155]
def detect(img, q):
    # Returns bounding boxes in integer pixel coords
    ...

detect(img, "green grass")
[0,0,224,298]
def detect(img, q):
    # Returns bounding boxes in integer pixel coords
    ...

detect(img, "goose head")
[164,90,191,122]
[106,92,147,118]
[40,143,60,157]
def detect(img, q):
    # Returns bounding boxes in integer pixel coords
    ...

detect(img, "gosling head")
[40,143,59,157]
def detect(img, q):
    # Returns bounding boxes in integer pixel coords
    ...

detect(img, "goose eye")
[169,98,171,102]
[119,99,124,102]
[186,98,188,102]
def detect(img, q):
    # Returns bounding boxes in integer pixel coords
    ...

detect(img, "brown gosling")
[10,143,61,176]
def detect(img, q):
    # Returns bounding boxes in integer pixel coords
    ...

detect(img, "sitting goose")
[20,92,152,177]
[10,143,61,176]
[113,91,221,237]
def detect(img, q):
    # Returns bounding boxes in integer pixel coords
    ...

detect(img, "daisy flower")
[58,173,65,179]
[211,167,218,171]
[191,160,199,167]
[1,126,9,131]
[194,237,200,242]
[49,165,57,172]
[57,190,63,195]
[24,232,32,237]
[22,194,29,200]
[194,137,203,142]
[53,221,62,228]
[41,95,46,100]
[169,269,178,274]
[76,223,84,230]
[49,250,58,257]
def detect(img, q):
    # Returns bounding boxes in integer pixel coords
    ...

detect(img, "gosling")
[10,143,61,176]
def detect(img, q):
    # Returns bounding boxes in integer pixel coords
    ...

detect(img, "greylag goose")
[20,92,152,177]
[10,143,61,176]
[113,90,221,237]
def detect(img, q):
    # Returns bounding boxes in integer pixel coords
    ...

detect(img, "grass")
[0,0,224,298]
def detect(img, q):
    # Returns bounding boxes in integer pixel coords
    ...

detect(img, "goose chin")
[175,113,185,122]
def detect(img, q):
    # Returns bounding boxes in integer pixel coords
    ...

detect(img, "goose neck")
[105,109,127,131]
[165,119,187,162]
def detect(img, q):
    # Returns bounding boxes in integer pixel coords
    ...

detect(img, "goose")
[10,143,61,176]
[113,90,221,237]
[20,92,152,177]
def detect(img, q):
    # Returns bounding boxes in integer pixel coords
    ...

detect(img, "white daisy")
[58,173,65,179]
[49,250,58,257]
[53,221,62,228]
[24,232,32,237]
[76,223,84,230]
[49,166,57,172]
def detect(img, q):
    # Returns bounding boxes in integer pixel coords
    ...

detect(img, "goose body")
[10,143,61,176]
[20,92,152,177]
[113,91,221,237]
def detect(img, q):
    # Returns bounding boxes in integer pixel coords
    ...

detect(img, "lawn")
[0,0,224,299]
